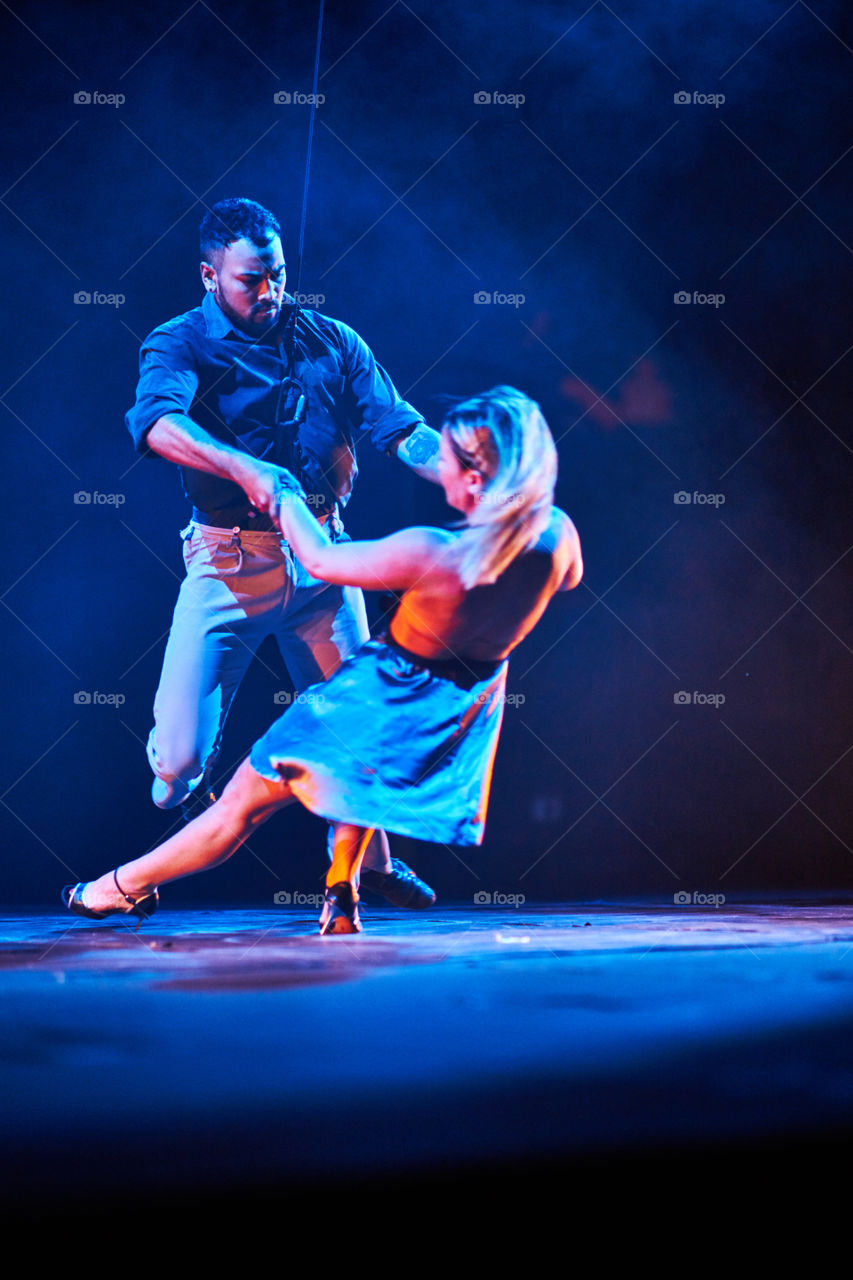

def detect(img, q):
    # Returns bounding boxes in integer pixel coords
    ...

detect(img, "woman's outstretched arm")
[276,480,455,591]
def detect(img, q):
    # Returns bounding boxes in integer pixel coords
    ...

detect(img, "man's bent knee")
[147,728,212,809]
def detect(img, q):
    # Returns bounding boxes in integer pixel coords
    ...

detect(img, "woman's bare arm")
[276,485,455,591]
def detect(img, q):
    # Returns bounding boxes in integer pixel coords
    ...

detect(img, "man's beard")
[213,283,282,336]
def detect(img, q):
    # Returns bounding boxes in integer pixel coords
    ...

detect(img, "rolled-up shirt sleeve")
[125,325,199,454]
[339,322,424,454]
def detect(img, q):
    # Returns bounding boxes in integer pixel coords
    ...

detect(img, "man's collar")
[202,290,296,341]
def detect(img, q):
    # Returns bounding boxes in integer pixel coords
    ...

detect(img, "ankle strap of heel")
[113,869,159,909]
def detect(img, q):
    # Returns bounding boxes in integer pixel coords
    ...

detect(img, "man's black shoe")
[359,857,436,910]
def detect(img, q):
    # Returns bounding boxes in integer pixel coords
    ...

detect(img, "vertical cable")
[293,0,326,303]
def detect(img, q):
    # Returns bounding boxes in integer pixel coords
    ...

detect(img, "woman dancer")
[63,387,582,934]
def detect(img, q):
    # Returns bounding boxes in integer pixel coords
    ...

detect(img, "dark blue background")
[1,0,851,906]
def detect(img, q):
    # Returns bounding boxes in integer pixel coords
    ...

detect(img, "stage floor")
[3,901,853,1209]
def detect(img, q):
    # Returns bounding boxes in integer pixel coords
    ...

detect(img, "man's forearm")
[146,414,257,489]
[146,413,291,522]
[393,424,442,484]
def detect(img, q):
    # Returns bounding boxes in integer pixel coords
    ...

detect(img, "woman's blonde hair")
[443,385,557,588]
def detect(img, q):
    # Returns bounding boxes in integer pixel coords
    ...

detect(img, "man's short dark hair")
[200,198,281,262]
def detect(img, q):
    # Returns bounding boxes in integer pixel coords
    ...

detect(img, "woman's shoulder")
[547,506,583,590]
[536,506,580,550]
[394,526,463,590]
[403,526,460,558]
[518,507,582,591]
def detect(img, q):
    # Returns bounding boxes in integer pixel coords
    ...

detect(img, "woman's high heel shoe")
[62,870,159,928]
[319,882,361,935]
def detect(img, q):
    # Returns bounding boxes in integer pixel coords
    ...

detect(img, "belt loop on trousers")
[220,526,244,575]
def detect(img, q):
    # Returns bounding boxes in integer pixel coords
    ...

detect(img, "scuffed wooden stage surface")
[3,902,853,1209]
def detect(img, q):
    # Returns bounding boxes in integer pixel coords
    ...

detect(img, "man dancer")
[125,196,439,907]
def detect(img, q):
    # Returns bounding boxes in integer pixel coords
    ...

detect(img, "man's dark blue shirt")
[126,292,424,526]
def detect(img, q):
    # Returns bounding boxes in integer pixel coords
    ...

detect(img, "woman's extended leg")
[80,758,295,912]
